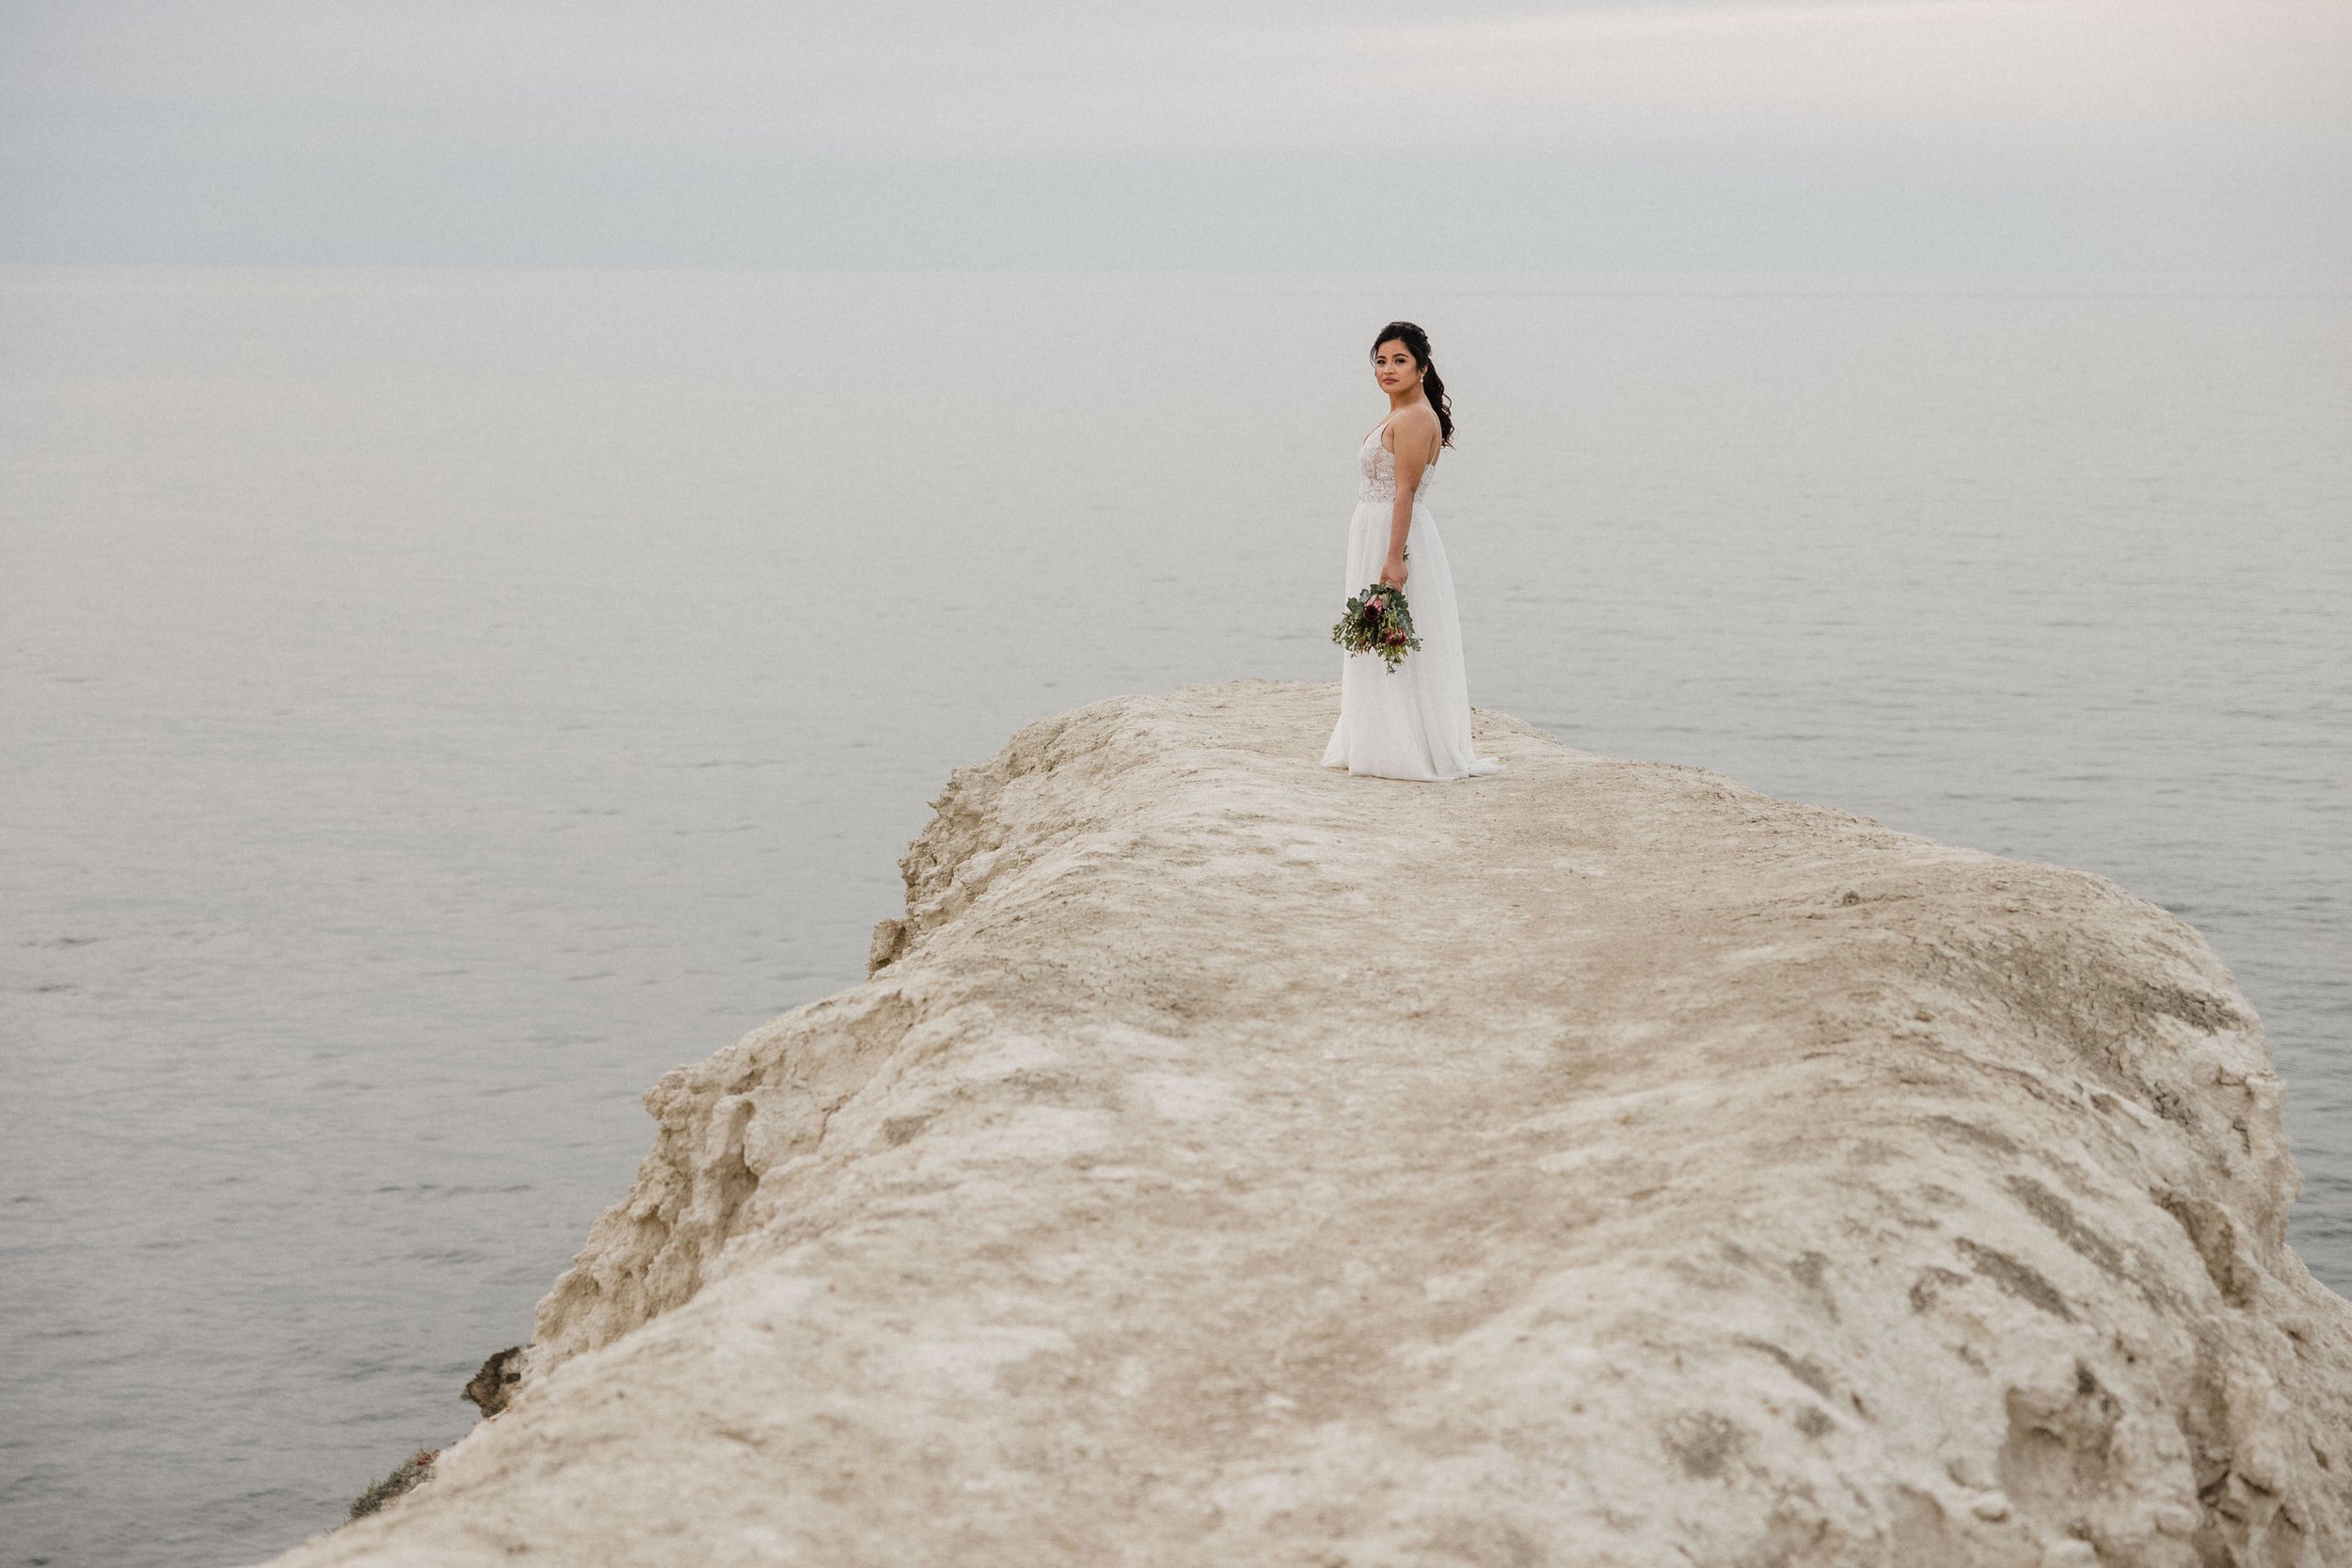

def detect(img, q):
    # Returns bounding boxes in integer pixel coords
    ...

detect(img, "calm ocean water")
[2,269,2345,1567]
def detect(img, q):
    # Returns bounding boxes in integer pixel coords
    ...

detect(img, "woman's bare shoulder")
[1391,401,1440,436]
[1389,401,1441,458]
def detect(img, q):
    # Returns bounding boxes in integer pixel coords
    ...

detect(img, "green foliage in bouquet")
[1331,568,1422,673]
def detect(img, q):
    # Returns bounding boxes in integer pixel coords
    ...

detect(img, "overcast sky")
[3,0,2345,268]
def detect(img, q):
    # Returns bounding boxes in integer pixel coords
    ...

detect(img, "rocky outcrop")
[269,679,2352,1567]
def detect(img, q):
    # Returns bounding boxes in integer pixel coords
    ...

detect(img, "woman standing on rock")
[1320,321,1507,782]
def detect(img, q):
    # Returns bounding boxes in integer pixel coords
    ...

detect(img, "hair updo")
[1371,321,1454,448]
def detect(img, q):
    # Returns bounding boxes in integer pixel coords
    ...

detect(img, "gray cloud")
[3,0,2345,266]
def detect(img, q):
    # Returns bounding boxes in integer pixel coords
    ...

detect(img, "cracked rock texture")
[267,679,2352,1567]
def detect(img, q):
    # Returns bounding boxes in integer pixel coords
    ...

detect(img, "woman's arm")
[1380,407,1437,588]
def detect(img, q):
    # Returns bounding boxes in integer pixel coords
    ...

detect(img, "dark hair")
[1371,321,1454,448]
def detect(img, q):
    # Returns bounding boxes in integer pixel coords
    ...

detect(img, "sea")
[2,269,2345,1568]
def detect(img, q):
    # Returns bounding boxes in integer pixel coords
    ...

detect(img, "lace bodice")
[1359,421,1437,504]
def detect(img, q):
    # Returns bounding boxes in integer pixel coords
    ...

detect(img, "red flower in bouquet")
[1329,571,1423,672]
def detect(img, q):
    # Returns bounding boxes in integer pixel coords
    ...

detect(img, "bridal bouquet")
[1331,575,1422,672]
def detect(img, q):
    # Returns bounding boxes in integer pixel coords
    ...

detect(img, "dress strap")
[1375,413,1438,467]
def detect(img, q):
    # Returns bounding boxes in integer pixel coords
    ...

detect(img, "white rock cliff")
[271,679,2352,1567]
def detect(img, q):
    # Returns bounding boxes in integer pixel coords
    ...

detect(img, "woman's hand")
[1380,553,1409,589]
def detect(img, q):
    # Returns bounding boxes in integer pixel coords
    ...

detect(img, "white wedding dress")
[1320,419,1507,782]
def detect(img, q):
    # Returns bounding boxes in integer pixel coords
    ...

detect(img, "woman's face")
[1372,340,1422,397]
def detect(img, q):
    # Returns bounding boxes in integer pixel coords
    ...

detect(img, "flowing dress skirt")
[1320,495,1506,782]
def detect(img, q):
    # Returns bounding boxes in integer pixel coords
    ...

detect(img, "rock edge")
[271,678,2352,1568]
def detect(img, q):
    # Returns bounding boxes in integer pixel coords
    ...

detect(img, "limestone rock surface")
[268,679,2352,1567]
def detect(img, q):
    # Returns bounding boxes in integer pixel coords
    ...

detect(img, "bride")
[1320,322,1507,782]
